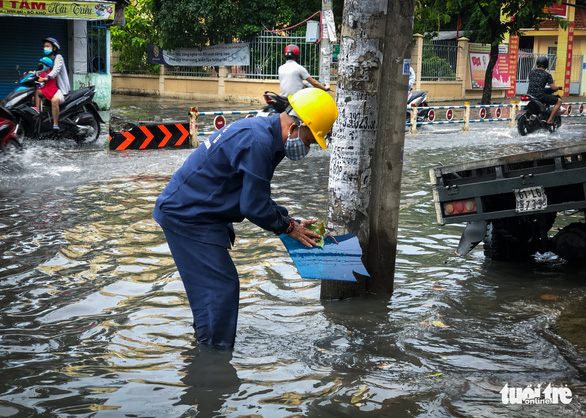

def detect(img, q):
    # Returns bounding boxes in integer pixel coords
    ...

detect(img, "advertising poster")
[148,43,250,67]
[469,43,511,89]
[0,0,115,20]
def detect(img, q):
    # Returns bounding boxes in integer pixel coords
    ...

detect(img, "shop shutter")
[0,17,68,100]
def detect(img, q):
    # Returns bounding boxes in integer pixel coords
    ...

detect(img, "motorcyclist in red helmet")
[278,44,330,98]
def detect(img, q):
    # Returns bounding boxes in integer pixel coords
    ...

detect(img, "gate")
[515,50,557,95]
[516,50,583,96]
[570,55,583,95]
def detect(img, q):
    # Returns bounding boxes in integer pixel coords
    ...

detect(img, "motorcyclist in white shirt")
[278,44,330,98]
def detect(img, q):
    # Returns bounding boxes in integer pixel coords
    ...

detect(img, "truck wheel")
[483,215,555,261]
[551,223,586,263]
[483,222,533,261]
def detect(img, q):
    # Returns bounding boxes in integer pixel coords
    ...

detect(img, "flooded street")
[1,94,585,417]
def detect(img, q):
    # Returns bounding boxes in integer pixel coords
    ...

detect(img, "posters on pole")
[148,43,250,67]
[322,9,337,42]
[469,43,511,89]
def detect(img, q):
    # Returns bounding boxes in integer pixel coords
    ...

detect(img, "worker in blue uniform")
[153,88,339,349]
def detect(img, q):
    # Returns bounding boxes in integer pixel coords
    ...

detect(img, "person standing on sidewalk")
[153,88,338,350]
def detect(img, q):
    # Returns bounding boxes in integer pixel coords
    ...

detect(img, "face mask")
[44,47,52,55]
[284,132,310,161]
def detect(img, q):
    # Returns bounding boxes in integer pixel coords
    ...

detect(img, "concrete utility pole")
[321,0,415,300]
[319,0,333,87]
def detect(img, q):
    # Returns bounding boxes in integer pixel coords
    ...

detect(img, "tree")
[414,0,566,103]
[110,0,159,73]
[112,0,345,70]
[152,0,343,49]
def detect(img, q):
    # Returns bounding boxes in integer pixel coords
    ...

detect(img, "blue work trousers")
[162,227,239,350]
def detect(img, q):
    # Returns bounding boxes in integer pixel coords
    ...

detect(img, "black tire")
[554,115,562,130]
[483,215,556,261]
[0,138,23,155]
[517,116,528,136]
[484,222,533,261]
[75,114,101,144]
[551,223,586,263]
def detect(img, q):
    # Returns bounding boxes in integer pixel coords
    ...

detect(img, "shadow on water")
[0,95,585,416]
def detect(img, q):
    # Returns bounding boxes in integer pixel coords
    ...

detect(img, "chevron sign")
[109,123,191,151]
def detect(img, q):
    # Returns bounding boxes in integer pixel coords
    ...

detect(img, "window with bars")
[88,21,108,74]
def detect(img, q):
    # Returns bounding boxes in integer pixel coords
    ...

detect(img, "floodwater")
[1,94,585,417]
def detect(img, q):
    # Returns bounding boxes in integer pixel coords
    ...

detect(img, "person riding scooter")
[38,37,70,131]
[278,44,330,98]
[526,56,562,128]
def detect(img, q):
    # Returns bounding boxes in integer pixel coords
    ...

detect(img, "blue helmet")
[42,37,60,51]
[39,57,53,68]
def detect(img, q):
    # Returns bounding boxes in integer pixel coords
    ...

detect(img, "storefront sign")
[547,3,567,18]
[0,0,115,19]
[469,43,511,89]
[148,43,250,67]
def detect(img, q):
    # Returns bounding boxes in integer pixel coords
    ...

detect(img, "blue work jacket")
[153,114,290,248]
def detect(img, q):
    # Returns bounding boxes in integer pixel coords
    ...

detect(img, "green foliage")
[111,0,159,74]
[415,0,567,46]
[112,0,343,72]
[422,56,456,80]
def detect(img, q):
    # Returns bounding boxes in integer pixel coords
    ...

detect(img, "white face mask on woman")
[44,47,53,55]
[284,129,310,161]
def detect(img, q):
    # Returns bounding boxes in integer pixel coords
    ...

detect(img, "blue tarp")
[279,234,370,282]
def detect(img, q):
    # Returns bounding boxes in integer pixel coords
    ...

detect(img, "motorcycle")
[258,91,289,117]
[0,67,103,144]
[406,90,430,123]
[516,87,563,136]
[0,117,22,156]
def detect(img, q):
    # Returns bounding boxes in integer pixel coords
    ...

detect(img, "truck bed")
[429,143,586,225]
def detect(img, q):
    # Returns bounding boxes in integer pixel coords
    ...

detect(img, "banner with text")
[148,43,250,67]
[469,43,510,89]
[0,0,115,19]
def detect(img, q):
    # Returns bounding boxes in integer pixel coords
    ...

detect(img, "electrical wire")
[265,11,323,44]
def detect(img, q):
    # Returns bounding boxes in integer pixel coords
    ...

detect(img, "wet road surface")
[0,95,585,417]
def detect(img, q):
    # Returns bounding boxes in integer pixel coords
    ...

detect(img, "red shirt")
[40,70,58,100]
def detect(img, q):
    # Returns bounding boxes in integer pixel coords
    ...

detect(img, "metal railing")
[406,101,586,134]
[231,32,321,79]
[421,41,459,81]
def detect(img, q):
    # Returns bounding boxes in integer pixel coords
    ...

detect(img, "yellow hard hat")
[288,88,338,149]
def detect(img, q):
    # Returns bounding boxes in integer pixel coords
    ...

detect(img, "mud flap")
[456,221,488,256]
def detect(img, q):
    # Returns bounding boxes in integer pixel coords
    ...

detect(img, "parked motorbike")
[406,90,430,123]
[0,67,103,144]
[0,117,22,156]
[516,88,562,136]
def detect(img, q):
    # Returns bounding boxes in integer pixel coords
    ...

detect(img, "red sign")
[564,22,575,94]
[547,3,567,18]
[446,109,453,121]
[214,115,226,130]
[428,109,435,122]
[507,36,519,98]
